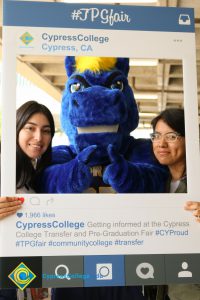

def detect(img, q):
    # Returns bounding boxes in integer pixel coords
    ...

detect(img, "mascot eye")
[70,82,84,93]
[110,80,124,91]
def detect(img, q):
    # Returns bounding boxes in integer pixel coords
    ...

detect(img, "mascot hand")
[39,145,97,193]
[76,145,97,164]
[62,145,97,193]
[103,145,130,192]
[103,145,168,193]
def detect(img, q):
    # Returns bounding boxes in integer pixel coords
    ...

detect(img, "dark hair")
[151,108,185,137]
[16,100,55,189]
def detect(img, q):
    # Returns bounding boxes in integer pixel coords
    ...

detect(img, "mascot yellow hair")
[75,56,117,73]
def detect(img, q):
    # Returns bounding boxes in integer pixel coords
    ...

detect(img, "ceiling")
[2,0,200,129]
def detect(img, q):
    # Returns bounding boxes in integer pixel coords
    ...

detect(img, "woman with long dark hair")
[0,100,55,300]
[16,100,55,193]
[16,101,55,300]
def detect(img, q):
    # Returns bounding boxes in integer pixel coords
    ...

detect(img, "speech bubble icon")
[136,262,154,279]
[29,197,40,205]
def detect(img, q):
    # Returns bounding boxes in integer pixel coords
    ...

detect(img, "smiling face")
[18,113,52,159]
[152,119,186,168]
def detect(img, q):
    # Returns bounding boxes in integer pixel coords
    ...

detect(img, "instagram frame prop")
[1,0,200,288]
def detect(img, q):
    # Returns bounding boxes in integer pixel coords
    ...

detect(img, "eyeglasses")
[150,132,182,143]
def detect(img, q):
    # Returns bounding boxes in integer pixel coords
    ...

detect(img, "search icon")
[55,264,71,280]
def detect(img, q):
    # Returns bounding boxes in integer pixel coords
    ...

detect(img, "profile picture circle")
[14,267,30,284]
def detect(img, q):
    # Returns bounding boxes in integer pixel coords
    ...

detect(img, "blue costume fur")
[38,57,168,299]
[38,56,168,194]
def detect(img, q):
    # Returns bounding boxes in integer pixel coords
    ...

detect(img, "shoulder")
[125,137,154,163]
[17,185,35,194]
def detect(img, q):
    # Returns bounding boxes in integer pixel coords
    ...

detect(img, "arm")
[37,145,97,193]
[50,145,76,165]
[103,144,168,193]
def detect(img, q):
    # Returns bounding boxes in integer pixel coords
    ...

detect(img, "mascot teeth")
[77,125,119,134]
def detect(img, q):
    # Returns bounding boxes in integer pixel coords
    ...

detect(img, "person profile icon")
[178,261,192,278]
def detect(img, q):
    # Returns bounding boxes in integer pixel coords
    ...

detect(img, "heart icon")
[141,268,149,275]
[17,213,23,218]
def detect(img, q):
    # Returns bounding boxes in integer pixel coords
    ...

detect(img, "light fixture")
[138,123,152,129]
[139,112,157,117]
[129,59,158,67]
[62,0,158,3]
[122,0,157,2]
[135,93,158,100]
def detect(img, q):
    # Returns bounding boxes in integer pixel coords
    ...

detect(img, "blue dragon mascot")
[43,56,167,300]
[38,56,167,193]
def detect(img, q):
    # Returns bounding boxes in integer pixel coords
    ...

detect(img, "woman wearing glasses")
[150,108,200,300]
[150,108,187,194]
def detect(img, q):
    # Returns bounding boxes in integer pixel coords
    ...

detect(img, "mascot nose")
[73,99,79,107]
[68,86,127,126]
[71,89,121,108]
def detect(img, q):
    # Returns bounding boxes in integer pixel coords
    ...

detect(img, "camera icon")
[96,263,112,280]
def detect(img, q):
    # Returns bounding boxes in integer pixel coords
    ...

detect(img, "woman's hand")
[0,197,24,220]
[184,201,200,223]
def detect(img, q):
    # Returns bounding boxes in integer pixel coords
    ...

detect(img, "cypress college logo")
[8,262,36,290]
[20,32,34,45]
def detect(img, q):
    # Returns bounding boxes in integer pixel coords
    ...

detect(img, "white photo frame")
[1,0,200,287]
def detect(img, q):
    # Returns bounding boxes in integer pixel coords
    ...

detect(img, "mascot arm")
[103,145,168,193]
[50,145,76,165]
[37,145,96,193]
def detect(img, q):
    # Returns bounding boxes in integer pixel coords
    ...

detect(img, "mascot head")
[61,56,139,152]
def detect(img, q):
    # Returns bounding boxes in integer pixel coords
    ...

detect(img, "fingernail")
[18,197,25,204]
[186,201,192,205]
